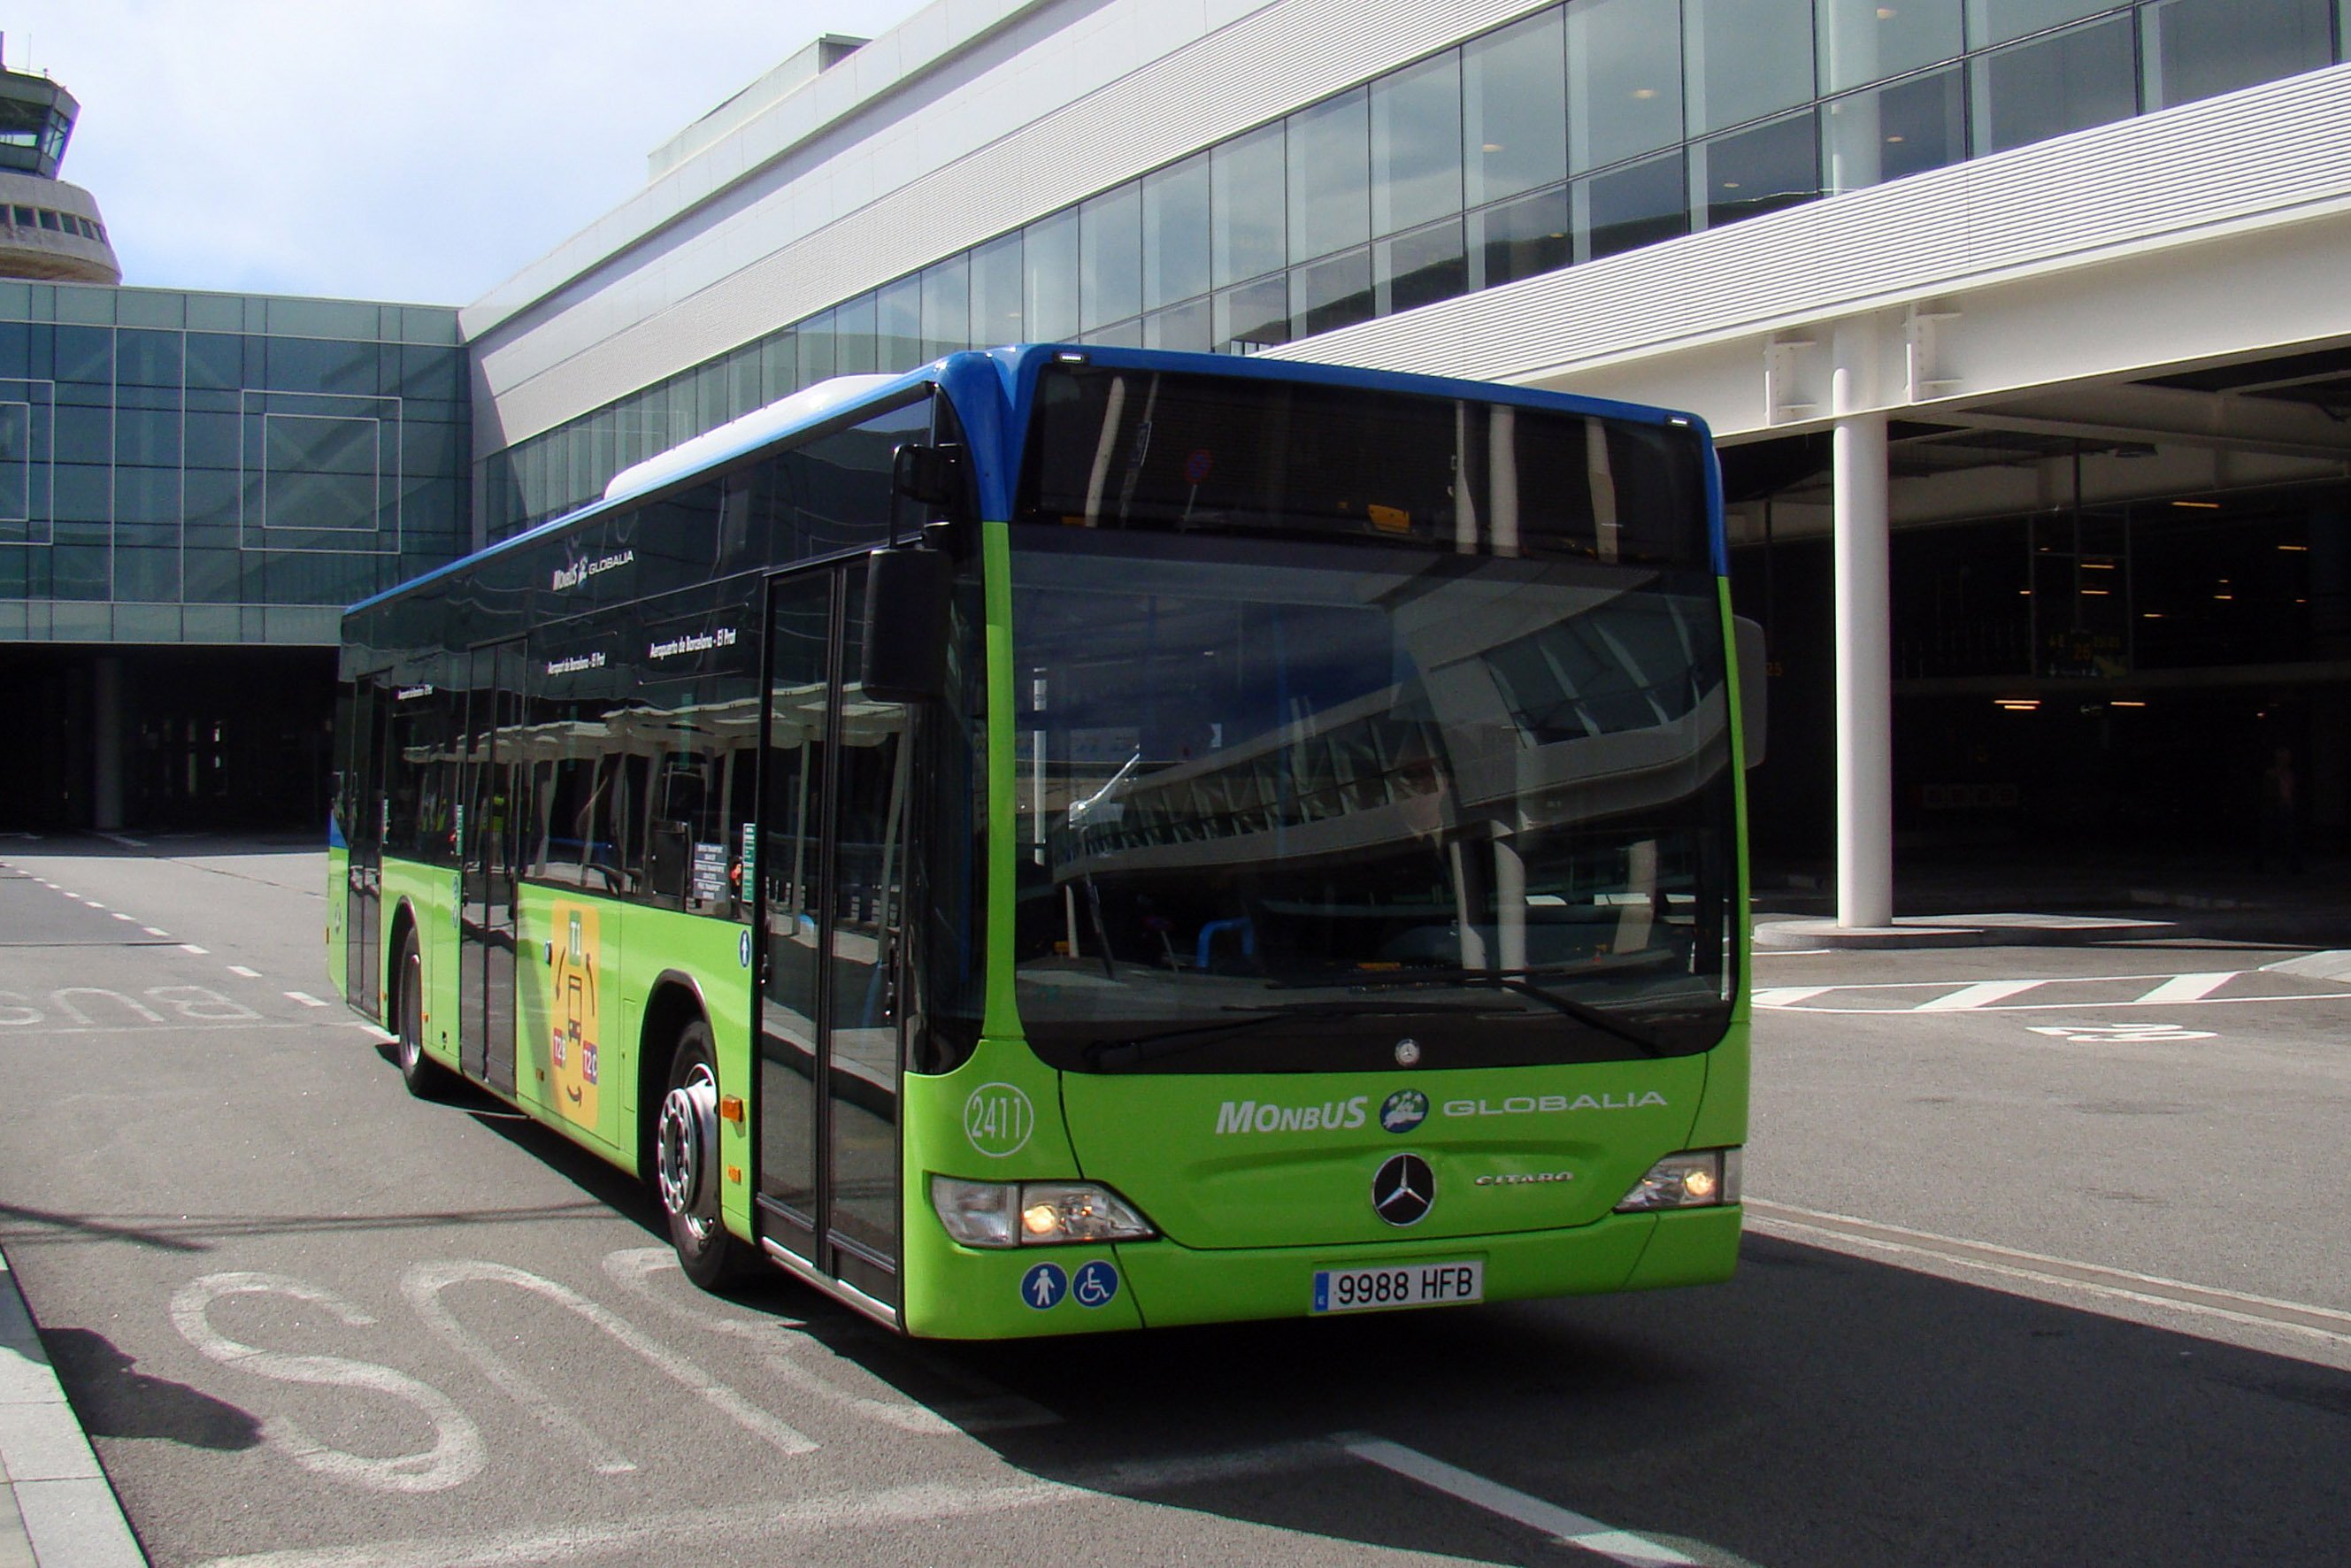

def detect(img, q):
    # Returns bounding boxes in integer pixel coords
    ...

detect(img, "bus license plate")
[1311,1260,1483,1314]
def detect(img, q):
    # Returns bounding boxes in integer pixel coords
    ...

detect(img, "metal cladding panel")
[477,0,1558,450]
[1272,63,2351,389]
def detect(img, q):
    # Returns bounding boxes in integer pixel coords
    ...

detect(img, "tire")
[654,1023,750,1289]
[392,929,454,1099]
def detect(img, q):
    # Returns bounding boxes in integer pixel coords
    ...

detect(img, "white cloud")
[9,0,932,304]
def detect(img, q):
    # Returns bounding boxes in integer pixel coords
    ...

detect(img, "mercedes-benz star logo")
[1372,1153,1434,1227]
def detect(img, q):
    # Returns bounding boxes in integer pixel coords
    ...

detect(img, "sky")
[9,0,937,308]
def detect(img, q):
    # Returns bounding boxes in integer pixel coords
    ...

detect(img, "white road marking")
[1746,1199,2351,1350]
[1784,989,2348,1015]
[191,1447,1339,1568]
[601,1248,964,1436]
[2132,971,2235,1004]
[111,911,134,922]
[142,926,170,937]
[1335,1433,1702,1566]
[1915,979,2045,1012]
[1750,985,1835,1007]
[229,965,262,978]
[1753,966,2351,1014]
[285,991,328,1008]
[403,1259,817,1471]
[181,944,209,955]
[83,900,106,908]
[171,1272,485,1495]
[2028,1022,2217,1044]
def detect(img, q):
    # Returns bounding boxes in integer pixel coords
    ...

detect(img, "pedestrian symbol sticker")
[1020,1262,1068,1311]
[1072,1260,1119,1308]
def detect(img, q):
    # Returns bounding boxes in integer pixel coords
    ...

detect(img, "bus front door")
[342,678,383,1018]
[458,640,524,1097]
[757,563,908,1315]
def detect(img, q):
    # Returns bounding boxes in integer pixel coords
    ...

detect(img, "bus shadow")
[899,1232,2351,1568]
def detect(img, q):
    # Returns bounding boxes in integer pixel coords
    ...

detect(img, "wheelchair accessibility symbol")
[1072,1260,1120,1309]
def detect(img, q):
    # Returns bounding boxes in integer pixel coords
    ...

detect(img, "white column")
[1832,319,1894,929]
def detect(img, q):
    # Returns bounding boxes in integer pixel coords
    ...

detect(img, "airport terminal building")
[17,0,2351,917]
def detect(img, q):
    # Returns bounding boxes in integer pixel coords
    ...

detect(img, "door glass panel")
[826,560,907,1271]
[460,642,524,1095]
[759,574,834,1234]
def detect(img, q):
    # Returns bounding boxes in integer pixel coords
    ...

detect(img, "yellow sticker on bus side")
[549,902,601,1128]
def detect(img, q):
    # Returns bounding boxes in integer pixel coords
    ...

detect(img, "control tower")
[0,36,119,284]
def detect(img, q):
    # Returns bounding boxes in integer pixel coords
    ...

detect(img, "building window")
[1468,183,1571,289]
[836,291,879,375]
[1025,208,1081,342]
[2140,0,2332,112]
[1468,5,1568,201]
[1371,50,1464,238]
[921,252,971,360]
[1685,0,1818,135]
[876,275,922,372]
[1571,0,1682,173]
[1142,296,1212,353]
[1214,274,1289,353]
[1971,14,2135,154]
[1079,181,1142,331]
[1290,246,1373,337]
[1141,154,1210,312]
[1965,0,2122,49]
[1577,150,1690,262]
[1373,218,1468,313]
[972,232,1025,348]
[1825,65,1967,193]
[1287,87,1370,264]
[1211,122,1286,288]
[1691,109,1823,228]
[1819,0,1965,95]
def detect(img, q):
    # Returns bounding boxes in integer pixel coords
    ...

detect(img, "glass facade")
[0,281,470,645]
[481,0,2351,539]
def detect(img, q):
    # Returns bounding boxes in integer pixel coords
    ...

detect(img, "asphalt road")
[2,837,2347,1567]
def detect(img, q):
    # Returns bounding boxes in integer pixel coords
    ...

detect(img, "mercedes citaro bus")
[327,343,1761,1338]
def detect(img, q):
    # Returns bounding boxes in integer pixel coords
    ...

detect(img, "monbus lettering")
[1441,1092,1670,1118]
[1213,1095,1370,1135]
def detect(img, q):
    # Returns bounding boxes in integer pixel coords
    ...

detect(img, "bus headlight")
[1614,1149,1742,1212]
[930,1177,1156,1248]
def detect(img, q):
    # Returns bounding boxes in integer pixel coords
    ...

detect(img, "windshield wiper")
[1328,966,1674,1057]
[1082,1000,1507,1072]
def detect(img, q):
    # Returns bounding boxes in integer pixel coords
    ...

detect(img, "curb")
[1754,914,2180,949]
[0,1247,146,1567]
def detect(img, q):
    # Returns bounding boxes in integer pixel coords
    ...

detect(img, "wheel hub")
[656,1067,719,1223]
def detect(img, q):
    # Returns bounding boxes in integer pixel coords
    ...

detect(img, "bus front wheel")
[394,930,453,1099]
[655,1024,749,1288]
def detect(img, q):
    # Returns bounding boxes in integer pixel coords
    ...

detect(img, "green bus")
[328,344,1756,1338]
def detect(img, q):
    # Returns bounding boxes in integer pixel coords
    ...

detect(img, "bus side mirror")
[893,443,964,511]
[1733,616,1767,771]
[862,547,953,704]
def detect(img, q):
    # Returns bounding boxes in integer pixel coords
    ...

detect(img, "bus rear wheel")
[655,1024,749,1289]
[394,930,453,1099]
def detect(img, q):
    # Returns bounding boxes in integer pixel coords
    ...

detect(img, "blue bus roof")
[346,343,1716,616]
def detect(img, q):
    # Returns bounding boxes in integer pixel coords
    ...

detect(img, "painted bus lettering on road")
[171,1261,820,1496]
[403,1259,816,1473]
[0,985,265,1029]
[170,1272,485,1495]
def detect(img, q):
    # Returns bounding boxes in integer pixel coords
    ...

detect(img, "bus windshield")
[1010,364,1735,1074]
